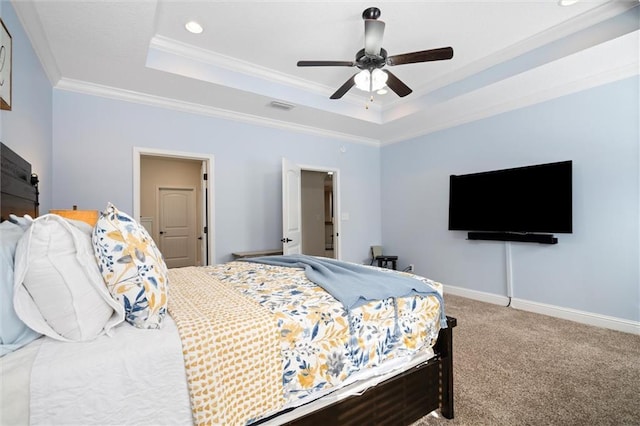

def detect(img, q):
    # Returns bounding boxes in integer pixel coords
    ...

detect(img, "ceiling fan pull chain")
[365,95,375,110]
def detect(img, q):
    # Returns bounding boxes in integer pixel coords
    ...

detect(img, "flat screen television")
[448,161,572,234]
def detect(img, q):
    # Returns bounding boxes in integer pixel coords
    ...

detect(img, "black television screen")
[448,161,572,234]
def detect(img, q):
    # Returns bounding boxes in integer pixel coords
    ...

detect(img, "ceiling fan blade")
[383,70,412,97]
[386,47,454,66]
[330,74,357,99]
[364,19,385,57]
[297,60,355,67]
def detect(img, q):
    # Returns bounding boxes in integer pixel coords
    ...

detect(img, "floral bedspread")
[207,260,444,404]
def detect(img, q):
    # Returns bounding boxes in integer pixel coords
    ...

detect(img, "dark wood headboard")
[1,142,39,221]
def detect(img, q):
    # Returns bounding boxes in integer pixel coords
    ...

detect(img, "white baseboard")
[443,285,511,306]
[443,285,640,335]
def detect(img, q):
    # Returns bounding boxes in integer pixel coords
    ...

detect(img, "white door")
[282,158,302,255]
[158,187,196,268]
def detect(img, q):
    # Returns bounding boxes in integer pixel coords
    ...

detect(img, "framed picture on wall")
[0,18,12,111]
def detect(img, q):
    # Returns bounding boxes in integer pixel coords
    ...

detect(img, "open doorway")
[141,157,200,267]
[133,147,215,266]
[282,159,340,259]
[301,170,336,258]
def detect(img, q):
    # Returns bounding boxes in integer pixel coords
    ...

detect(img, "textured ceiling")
[13,0,640,144]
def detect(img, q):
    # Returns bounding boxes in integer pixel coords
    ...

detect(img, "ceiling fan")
[297,7,454,100]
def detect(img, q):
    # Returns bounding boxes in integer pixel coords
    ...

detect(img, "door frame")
[133,147,215,265]
[299,163,341,260]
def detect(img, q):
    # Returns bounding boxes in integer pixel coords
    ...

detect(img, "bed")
[0,143,456,425]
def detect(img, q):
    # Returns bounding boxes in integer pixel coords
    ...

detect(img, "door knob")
[281,237,293,243]
[159,231,165,235]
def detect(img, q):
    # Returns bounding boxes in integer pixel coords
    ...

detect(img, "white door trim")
[200,161,209,266]
[133,146,215,265]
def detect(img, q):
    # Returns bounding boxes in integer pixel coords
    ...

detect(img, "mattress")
[1,260,444,425]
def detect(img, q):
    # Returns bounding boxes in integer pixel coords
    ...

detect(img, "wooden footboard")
[434,316,456,420]
[278,316,457,425]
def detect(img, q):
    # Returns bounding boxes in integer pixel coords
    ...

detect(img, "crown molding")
[149,35,373,111]
[382,29,639,145]
[383,63,638,146]
[53,30,638,150]
[54,78,381,146]
[11,0,61,85]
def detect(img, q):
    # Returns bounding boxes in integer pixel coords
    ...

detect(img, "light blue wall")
[381,76,639,322]
[0,1,52,213]
[52,91,382,265]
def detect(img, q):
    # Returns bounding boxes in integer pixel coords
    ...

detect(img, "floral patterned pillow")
[92,203,168,329]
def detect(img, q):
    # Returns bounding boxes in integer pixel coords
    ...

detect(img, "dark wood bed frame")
[1,142,456,425]
[1,142,39,221]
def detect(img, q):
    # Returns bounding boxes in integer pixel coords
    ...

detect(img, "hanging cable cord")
[505,241,513,307]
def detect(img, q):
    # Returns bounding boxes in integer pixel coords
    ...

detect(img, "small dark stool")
[376,255,398,270]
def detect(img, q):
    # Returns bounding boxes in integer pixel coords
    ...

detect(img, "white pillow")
[13,214,124,342]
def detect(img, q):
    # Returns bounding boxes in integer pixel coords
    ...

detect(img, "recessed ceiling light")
[558,0,579,6]
[377,89,388,95]
[185,21,203,34]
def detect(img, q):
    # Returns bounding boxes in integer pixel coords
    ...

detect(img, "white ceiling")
[13,1,640,145]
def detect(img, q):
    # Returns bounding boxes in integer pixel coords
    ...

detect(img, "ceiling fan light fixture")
[296,7,453,100]
[354,70,370,92]
[558,0,579,5]
[354,69,388,92]
[371,69,388,91]
[185,21,204,34]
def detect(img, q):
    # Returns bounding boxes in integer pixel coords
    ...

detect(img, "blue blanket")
[241,254,447,328]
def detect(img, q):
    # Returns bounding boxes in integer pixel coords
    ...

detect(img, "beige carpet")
[412,294,640,426]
